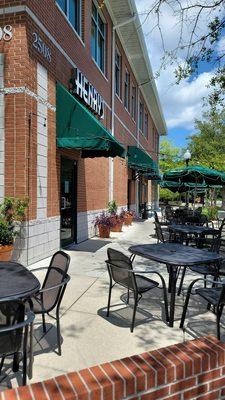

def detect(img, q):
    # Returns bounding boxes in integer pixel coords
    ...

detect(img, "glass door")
[60,157,77,247]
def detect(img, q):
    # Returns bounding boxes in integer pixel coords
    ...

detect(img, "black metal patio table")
[128,243,222,327]
[169,224,219,237]
[0,261,40,378]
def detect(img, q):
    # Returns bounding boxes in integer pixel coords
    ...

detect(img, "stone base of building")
[12,216,60,266]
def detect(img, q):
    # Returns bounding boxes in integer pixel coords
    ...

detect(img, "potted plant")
[123,209,135,226]
[94,211,114,238]
[108,201,124,233]
[0,197,29,261]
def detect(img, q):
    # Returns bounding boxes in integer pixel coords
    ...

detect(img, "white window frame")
[56,0,82,37]
[124,68,130,111]
[91,2,106,74]
[144,112,148,139]
[131,85,136,121]
[115,47,121,97]
[139,102,144,132]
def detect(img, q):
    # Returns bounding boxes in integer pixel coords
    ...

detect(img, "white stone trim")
[0,54,4,201]
[37,63,48,220]
[0,86,56,111]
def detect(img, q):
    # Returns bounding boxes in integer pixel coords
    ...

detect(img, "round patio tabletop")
[128,243,222,266]
[0,261,40,301]
[169,224,219,237]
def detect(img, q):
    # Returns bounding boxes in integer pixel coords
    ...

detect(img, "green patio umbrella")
[163,165,225,185]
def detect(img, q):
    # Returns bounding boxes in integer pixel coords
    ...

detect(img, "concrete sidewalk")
[1,219,223,388]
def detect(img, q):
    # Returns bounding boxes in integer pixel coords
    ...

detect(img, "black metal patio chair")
[154,211,169,227]
[154,221,171,243]
[0,301,34,386]
[31,251,71,356]
[105,248,169,332]
[176,237,221,296]
[180,278,225,340]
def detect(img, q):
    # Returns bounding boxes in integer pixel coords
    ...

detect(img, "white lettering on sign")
[32,32,52,63]
[0,25,13,42]
[70,68,104,118]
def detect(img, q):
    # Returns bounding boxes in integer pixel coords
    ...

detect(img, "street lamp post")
[184,149,191,167]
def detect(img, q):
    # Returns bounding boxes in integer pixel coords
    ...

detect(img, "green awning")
[56,82,126,158]
[127,146,158,176]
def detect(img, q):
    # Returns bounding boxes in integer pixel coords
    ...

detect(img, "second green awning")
[56,82,126,158]
[127,146,158,174]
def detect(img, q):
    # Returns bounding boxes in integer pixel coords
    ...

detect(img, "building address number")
[0,25,13,42]
[32,32,52,63]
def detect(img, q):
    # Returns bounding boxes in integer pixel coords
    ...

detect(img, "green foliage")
[0,219,14,245]
[159,188,180,202]
[202,206,220,220]
[0,197,29,223]
[108,200,118,215]
[0,197,29,246]
[159,138,183,173]
[188,110,225,171]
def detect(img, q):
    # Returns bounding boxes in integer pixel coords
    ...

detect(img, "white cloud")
[134,0,224,134]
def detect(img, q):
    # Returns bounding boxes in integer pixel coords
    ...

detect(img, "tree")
[159,138,183,173]
[188,109,225,207]
[140,0,225,107]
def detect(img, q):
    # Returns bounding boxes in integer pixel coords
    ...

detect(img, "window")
[144,112,148,138]
[131,86,136,120]
[124,69,130,110]
[115,49,121,97]
[56,0,81,35]
[91,3,106,73]
[139,102,143,131]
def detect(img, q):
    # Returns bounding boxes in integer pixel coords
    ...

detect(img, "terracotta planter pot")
[98,225,110,238]
[111,221,123,232]
[0,244,13,261]
[124,215,133,226]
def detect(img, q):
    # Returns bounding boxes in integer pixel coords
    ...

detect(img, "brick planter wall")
[2,336,225,400]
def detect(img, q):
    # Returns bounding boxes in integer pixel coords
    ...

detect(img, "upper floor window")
[91,3,106,73]
[144,112,148,138]
[124,69,130,111]
[139,102,143,131]
[56,0,82,36]
[131,86,136,120]
[115,49,121,97]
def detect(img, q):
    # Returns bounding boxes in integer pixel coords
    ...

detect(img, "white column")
[0,54,4,201]
[37,63,48,219]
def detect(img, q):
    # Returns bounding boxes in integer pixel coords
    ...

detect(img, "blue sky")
[135,0,225,149]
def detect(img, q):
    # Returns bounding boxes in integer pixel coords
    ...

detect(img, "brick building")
[0,0,166,265]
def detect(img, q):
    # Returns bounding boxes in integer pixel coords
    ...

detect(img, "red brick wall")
[0,1,161,220]
[1,336,225,400]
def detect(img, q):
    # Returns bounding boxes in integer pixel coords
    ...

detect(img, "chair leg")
[107,284,112,317]
[131,294,138,333]
[127,289,130,305]
[177,266,186,296]
[13,352,19,372]
[216,305,224,340]
[0,357,5,375]
[56,309,61,356]
[22,349,27,386]
[42,313,47,333]
[180,284,192,329]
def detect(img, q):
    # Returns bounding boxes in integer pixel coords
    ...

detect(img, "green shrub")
[159,188,180,202]
[108,200,118,215]
[202,206,220,220]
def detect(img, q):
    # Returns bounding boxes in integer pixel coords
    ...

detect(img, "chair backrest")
[106,248,137,291]
[42,250,70,312]
[0,301,26,356]
[154,221,165,243]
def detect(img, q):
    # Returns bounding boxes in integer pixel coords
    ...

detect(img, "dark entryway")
[60,157,77,247]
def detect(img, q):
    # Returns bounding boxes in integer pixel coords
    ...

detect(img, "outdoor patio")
[0,218,224,390]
